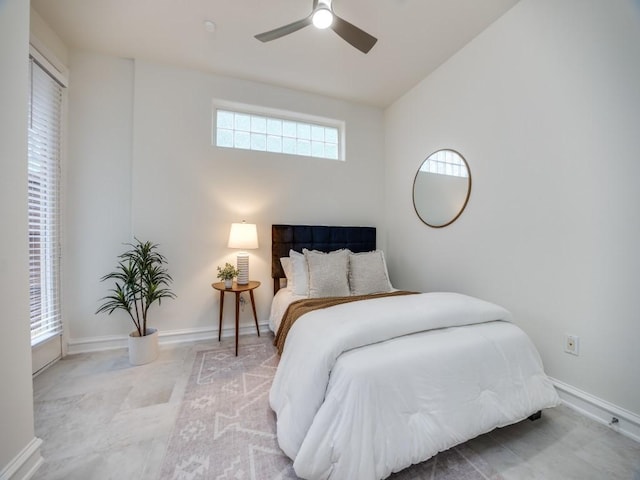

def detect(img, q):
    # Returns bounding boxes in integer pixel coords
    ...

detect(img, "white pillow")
[289,250,309,296]
[304,249,350,298]
[348,250,393,296]
[280,257,293,289]
[280,257,292,280]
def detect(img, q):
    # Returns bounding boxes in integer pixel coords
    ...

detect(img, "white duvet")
[270,292,560,480]
[268,287,306,333]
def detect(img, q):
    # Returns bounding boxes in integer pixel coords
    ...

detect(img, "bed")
[268,224,560,480]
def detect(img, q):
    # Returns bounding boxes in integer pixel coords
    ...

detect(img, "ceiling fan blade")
[331,14,377,53]
[255,16,313,42]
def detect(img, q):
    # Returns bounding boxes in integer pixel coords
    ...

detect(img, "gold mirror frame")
[412,149,472,228]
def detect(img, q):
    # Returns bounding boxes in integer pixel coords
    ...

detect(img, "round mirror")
[412,149,472,228]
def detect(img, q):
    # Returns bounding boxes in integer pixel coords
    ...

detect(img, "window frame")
[212,99,346,161]
[28,44,67,347]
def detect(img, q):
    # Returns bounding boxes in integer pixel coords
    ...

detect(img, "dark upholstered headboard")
[272,224,376,294]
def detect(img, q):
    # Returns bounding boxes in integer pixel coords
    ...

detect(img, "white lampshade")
[227,222,259,250]
[227,222,258,285]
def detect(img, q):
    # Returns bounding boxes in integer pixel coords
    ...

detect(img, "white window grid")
[215,108,342,161]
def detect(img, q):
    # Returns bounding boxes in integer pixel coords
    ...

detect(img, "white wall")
[385,0,640,416]
[64,52,135,341]
[0,0,41,477]
[66,55,385,343]
[29,7,68,70]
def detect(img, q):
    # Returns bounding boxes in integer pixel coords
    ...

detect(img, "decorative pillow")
[304,249,350,298]
[289,250,309,296]
[348,250,393,296]
[280,257,293,288]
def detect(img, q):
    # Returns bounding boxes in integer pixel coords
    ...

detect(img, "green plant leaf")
[96,239,176,335]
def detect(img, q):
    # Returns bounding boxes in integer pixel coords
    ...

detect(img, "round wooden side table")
[211,280,260,356]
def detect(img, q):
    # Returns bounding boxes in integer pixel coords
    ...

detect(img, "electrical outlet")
[564,334,579,356]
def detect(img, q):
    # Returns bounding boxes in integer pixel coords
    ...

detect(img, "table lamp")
[227,221,259,285]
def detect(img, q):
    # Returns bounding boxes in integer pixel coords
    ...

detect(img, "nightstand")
[211,280,260,356]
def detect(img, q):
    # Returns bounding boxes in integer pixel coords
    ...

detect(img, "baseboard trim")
[549,376,640,443]
[66,323,272,355]
[0,437,43,480]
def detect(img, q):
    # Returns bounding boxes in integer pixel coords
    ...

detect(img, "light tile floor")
[32,336,640,480]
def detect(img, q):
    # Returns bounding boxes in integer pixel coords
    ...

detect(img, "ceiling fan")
[254,0,378,54]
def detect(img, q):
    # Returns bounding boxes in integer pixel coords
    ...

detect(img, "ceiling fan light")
[312,8,333,29]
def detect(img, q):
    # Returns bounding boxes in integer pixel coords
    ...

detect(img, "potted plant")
[96,239,176,365]
[217,262,239,289]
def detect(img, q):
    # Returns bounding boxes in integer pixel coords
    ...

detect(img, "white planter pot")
[224,278,233,289]
[128,328,158,365]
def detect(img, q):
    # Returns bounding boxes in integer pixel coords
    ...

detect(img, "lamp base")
[236,252,249,285]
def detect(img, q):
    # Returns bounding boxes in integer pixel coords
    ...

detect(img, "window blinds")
[28,57,63,345]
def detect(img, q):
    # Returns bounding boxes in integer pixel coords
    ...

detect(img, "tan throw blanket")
[274,291,417,355]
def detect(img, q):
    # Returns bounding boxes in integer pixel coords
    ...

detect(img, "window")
[28,56,65,345]
[214,104,343,161]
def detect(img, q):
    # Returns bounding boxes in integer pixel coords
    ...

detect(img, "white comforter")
[270,292,560,480]
[268,287,306,333]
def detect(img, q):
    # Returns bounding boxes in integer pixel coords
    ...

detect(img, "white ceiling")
[31,0,519,107]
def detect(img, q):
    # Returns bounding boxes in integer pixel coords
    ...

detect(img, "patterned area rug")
[160,336,501,480]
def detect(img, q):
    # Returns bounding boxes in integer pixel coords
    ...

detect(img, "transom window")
[214,106,343,161]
